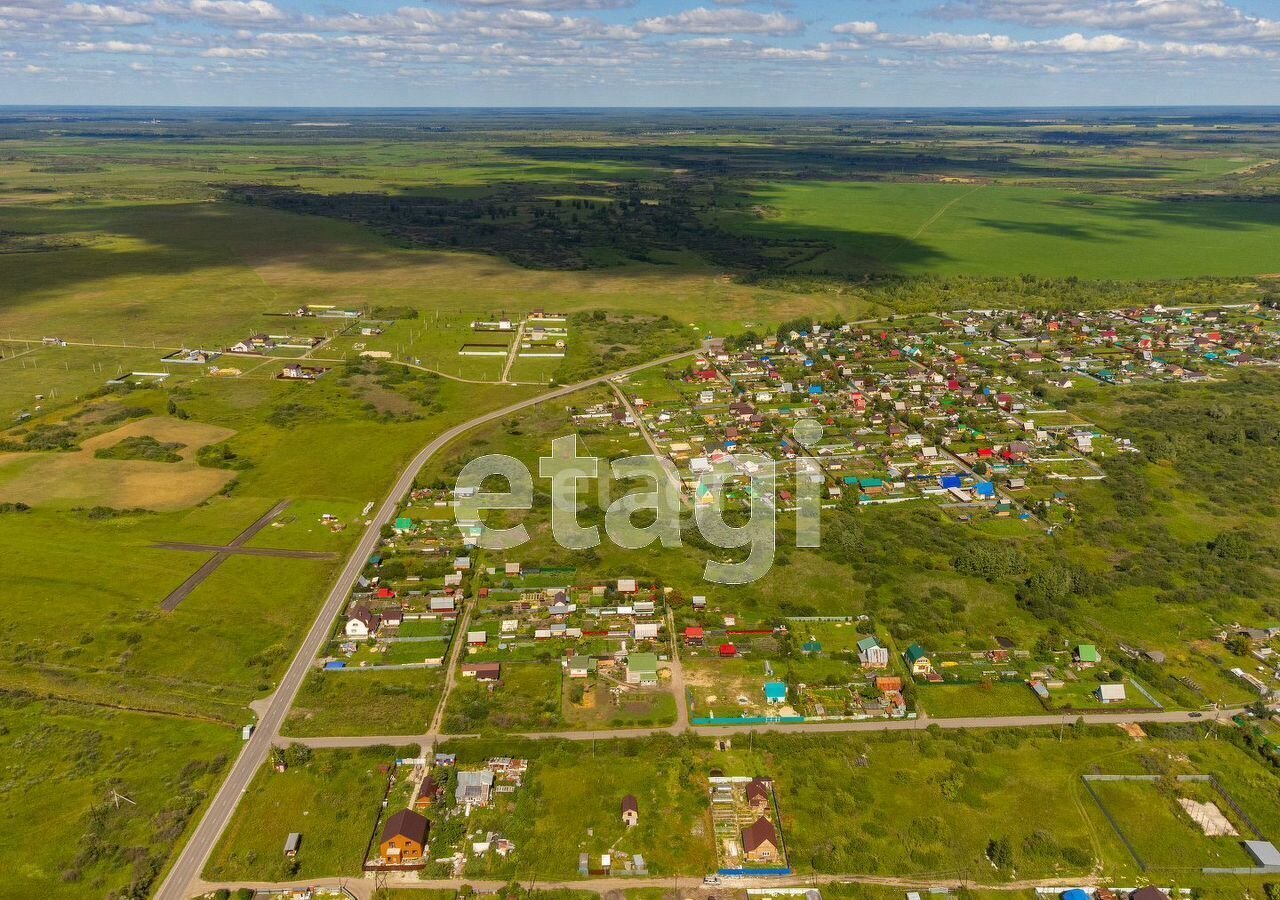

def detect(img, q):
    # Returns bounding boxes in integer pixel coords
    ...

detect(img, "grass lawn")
[919,682,1047,718]
[282,668,445,737]
[203,745,410,882]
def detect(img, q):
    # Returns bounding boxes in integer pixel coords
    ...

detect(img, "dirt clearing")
[0,417,237,511]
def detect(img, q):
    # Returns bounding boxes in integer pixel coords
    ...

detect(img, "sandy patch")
[0,417,238,511]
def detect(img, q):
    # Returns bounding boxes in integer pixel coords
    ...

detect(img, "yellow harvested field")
[0,417,237,510]
[78,417,234,459]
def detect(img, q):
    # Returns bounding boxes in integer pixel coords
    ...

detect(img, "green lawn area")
[203,745,409,882]
[0,692,236,900]
[726,181,1280,279]
[919,682,1047,718]
[443,661,563,733]
[282,668,445,737]
[1087,779,1256,870]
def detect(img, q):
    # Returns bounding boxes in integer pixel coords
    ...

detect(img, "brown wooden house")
[379,809,429,864]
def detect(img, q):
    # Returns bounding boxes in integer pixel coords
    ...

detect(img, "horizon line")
[6,103,1280,112]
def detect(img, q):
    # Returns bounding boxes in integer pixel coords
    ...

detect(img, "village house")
[857,636,889,669]
[745,777,772,814]
[567,656,596,678]
[456,769,496,809]
[1097,683,1127,704]
[905,643,933,676]
[379,809,429,864]
[1074,644,1100,668]
[741,816,781,864]
[626,652,659,686]
[414,775,440,811]
[345,604,381,639]
[621,795,639,827]
[461,662,501,682]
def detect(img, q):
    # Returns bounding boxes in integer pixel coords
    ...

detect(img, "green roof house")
[626,652,659,686]
[905,643,932,674]
[1075,644,1100,667]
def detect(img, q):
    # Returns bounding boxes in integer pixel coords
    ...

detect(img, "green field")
[282,668,446,737]
[726,181,1280,279]
[0,692,236,900]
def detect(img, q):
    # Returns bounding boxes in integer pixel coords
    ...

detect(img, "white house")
[345,605,380,638]
[1097,683,1127,704]
[633,622,660,641]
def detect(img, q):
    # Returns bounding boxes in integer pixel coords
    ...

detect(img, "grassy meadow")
[4,110,1280,897]
[0,692,236,900]
[723,181,1280,279]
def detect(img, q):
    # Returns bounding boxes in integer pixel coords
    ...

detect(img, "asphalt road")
[154,349,700,900]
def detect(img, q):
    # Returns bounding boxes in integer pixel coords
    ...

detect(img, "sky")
[2,0,1280,106]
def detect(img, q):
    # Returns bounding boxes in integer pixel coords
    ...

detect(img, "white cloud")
[64,3,153,24]
[201,44,268,56]
[933,0,1280,43]
[139,0,285,23]
[759,46,831,60]
[251,30,325,47]
[636,7,801,35]
[875,26,1272,59]
[66,38,154,50]
[449,0,633,7]
[833,20,878,35]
